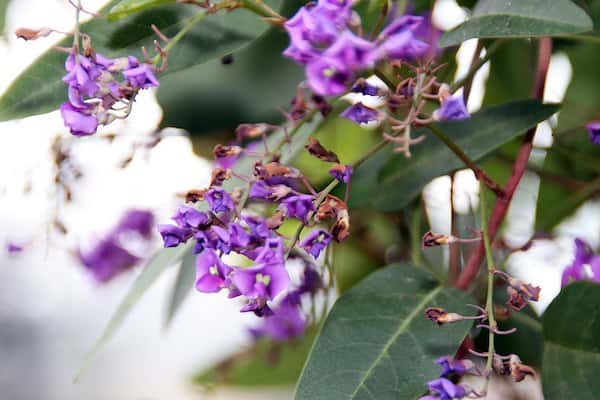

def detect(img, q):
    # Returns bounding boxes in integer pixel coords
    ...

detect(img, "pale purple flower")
[206,188,234,213]
[324,30,376,70]
[7,242,23,254]
[60,102,98,136]
[252,303,306,341]
[306,56,353,96]
[282,194,315,223]
[435,93,470,121]
[229,222,251,248]
[562,238,600,287]
[585,121,600,145]
[341,103,381,124]
[425,378,467,400]
[123,63,160,89]
[195,249,232,293]
[230,263,290,300]
[435,356,469,377]
[377,15,429,61]
[300,229,332,258]
[115,209,155,238]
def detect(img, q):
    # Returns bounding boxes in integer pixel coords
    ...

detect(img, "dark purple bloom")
[585,121,600,145]
[193,230,210,254]
[60,102,98,136]
[562,238,600,287]
[306,56,353,96]
[123,63,160,89]
[426,378,467,400]
[324,30,376,70]
[377,15,429,61]
[158,224,192,248]
[297,266,323,295]
[252,303,306,341]
[329,164,353,183]
[282,194,315,223]
[209,225,232,254]
[283,6,340,64]
[350,79,380,96]
[172,205,211,229]
[242,214,272,240]
[300,229,332,258]
[435,356,469,377]
[206,188,234,213]
[195,249,232,293]
[435,93,470,121]
[341,103,381,125]
[229,222,251,248]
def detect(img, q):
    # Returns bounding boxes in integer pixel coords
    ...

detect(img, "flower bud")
[305,137,339,163]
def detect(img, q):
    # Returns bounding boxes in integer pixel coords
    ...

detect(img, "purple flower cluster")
[158,157,346,339]
[434,92,470,122]
[79,209,155,282]
[419,356,472,400]
[283,0,432,96]
[561,238,600,287]
[61,51,159,136]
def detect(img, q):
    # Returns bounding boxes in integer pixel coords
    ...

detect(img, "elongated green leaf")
[76,242,191,380]
[295,264,474,400]
[542,282,600,400]
[108,0,176,21]
[164,246,197,328]
[0,0,279,121]
[373,100,559,211]
[0,0,9,34]
[439,0,593,47]
[196,330,317,387]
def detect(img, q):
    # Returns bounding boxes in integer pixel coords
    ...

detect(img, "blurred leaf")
[347,142,393,208]
[196,330,317,387]
[354,0,390,34]
[108,0,176,21]
[542,282,600,399]
[164,246,197,328]
[0,0,279,121]
[440,0,593,47]
[296,264,474,400]
[0,0,9,34]
[373,100,560,211]
[76,243,191,379]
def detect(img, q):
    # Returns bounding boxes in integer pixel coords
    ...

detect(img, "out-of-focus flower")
[329,164,353,183]
[585,121,600,145]
[434,91,470,121]
[561,238,600,287]
[300,229,332,258]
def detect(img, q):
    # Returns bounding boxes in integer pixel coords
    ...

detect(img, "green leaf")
[295,264,474,400]
[439,0,593,47]
[164,246,197,328]
[108,0,177,21]
[0,0,279,121]
[373,100,559,211]
[76,242,191,380]
[0,0,9,34]
[542,282,600,400]
[195,330,317,387]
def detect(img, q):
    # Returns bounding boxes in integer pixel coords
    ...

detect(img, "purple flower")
[426,378,467,400]
[306,56,353,96]
[79,239,140,283]
[242,214,272,240]
[206,188,234,213]
[585,121,600,145]
[283,6,340,64]
[158,224,192,248]
[377,15,429,61]
[562,238,600,287]
[300,229,332,258]
[435,93,470,121]
[350,79,381,96]
[229,222,251,248]
[60,102,98,136]
[435,356,469,377]
[195,249,232,293]
[341,103,381,125]
[252,303,306,341]
[249,181,293,201]
[329,164,353,183]
[63,53,100,97]
[282,194,315,223]
[172,205,211,229]
[7,242,23,254]
[324,30,376,70]
[231,263,290,300]
[123,63,160,89]
[79,209,155,283]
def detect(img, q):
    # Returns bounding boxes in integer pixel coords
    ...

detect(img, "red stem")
[455,37,552,290]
